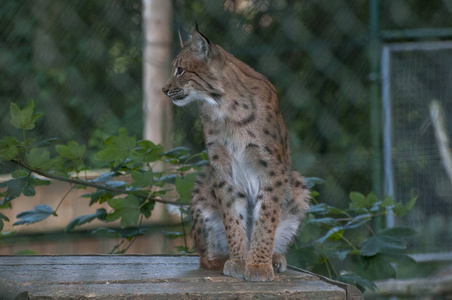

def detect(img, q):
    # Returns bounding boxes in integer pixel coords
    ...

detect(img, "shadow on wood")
[0,255,363,299]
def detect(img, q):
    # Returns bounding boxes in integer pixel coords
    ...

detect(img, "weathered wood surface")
[365,276,452,298]
[0,255,363,300]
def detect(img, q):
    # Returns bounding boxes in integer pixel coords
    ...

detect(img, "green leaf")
[360,233,406,256]
[316,227,345,243]
[329,250,350,261]
[160,174,177,185]
[307,203,330,215]
[342,214,372,230]
[13,205,55,226]
[94,128,136,166]
[92,227,122,239]
[55,141,86,160]
[83,189,116,206]
[0,202,11,209]
[307,203,344,215]
[360,254,396,280]
[131,169,155,188]
[199,151,208,161]
[26,148,52,170]
[164,146,191,159]
[66,209,107,232]
[336,274,376,293]
[177,165,194,172]
[349,192,365,207]
[0,212,10,231]
[306,217,338,227]
[305,177,325,189]
[0,178,23,199]
[349,192,378,210]
[140,201,155,219]
[0,171,50,199]
[164,146,191,164]
[0,137,19,161]
[92,172,115,183]
[175,173,197,203]
[132,140,164,163]
[106,195,141,228]
[393,197,417,217]
[10,100,43,130]
[381,195,395,207]
[0,231,16,239]
[378,226,417,238]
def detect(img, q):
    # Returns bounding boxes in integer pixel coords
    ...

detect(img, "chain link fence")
[1,0,452,256]
[0,0,143,167]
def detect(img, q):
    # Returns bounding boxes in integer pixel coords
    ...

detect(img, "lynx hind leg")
[190,172,229,270]
[273,171,310,258]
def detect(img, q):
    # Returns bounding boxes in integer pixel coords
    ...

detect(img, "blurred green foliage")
[0,0,143,168]
[171,0,452,211]
[0,100,205,254]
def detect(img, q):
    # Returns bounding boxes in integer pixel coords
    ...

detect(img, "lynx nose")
[162,87,169,95]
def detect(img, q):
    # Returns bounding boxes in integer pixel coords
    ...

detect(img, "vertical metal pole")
[369,0,383,228]
[382,45,395,228]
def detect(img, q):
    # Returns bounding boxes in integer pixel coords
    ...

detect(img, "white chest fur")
[222,136,260,206]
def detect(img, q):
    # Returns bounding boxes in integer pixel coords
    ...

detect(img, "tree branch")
[10,159,187,206]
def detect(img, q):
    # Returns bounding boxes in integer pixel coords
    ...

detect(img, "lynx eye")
[175,67,185,76]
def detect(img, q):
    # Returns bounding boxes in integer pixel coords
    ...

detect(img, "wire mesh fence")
[382,41,452,254]
[0,0,143,166]
[1,0,452,256]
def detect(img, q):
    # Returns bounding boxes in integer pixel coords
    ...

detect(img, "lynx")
[162,29,310,282]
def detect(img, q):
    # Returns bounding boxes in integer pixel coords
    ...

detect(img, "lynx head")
[162,29,224,106]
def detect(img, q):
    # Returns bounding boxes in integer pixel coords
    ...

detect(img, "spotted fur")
[162,30,310,282]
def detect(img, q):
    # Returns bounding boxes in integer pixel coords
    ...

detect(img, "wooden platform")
[0,255,363,299]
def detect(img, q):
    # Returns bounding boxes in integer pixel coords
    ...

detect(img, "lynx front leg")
[205,143,250,279]
[245,173,288,282]
[219,185,249,279]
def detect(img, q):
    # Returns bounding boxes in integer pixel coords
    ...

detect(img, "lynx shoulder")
[162,29,310,282]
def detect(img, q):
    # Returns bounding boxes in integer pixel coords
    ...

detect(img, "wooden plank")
[365,276,452,298]
[0,255,361,299]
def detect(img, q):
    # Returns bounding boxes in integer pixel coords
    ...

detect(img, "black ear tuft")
[193,23,211,45]
[191,31,210,58]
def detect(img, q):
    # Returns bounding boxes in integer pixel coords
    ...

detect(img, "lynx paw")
[272,253,287,273]
[244,263,275,282]
[200,255,228,271]
[223,259,245,279]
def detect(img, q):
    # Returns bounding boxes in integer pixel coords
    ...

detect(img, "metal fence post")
[369,0,383,229]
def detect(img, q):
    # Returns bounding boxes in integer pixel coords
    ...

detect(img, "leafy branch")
[10,159,185,206]
[0,100,202,253]
[290,189,417,293]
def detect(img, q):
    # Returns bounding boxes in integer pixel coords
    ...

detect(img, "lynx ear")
[190,30,210,58]
[178,27,192,48]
